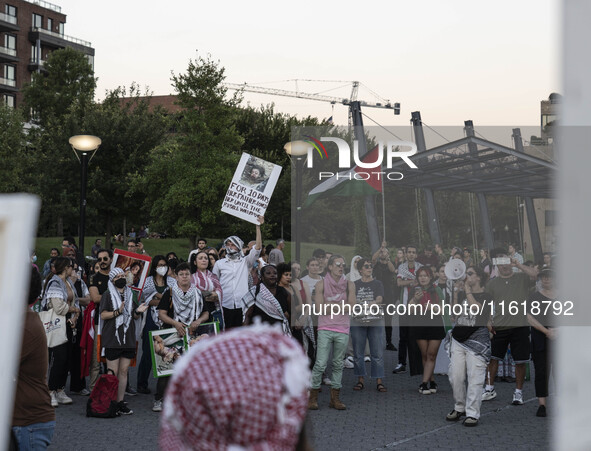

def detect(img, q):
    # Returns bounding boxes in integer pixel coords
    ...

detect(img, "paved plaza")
[49,327,552,451]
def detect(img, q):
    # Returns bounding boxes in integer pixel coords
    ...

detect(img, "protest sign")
[221,153,282,224]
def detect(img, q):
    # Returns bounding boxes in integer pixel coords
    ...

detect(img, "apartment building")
[0,0,94,108]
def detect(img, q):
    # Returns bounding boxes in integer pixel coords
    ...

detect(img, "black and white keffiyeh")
[142,275,176,327]
[107,280,134,345]
[241,284,292,337]
[171,283,203,326]
[42,275,69,310]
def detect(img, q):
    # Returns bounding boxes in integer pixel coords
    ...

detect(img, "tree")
[141,55,245,248]
[0,106,26,193]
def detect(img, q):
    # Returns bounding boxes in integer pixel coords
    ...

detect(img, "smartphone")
[492,257,511,265]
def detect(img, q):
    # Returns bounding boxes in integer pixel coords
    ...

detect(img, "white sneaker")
[364,356,371,362]
[152,400,163,412]
[322,376,332,386]
[50,391,58,408]
[481,388,497,401]
[343,358,354,369]
[72,388,90,396]
[56,390,73,405]
[512,390,524,405]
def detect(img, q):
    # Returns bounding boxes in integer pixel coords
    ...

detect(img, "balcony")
[0,45,18,63]
[0,12,19,32]
[28,58,47,72]
[29,27,94,56]
[0,77,17,93]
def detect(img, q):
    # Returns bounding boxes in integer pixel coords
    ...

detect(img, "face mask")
[156,266,168,276]
[114,278,127,289]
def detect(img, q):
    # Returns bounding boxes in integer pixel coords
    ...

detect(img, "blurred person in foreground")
[159,323,311,450]
[11,268,55,450]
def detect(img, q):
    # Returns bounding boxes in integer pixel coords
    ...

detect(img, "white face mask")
[156,266,168,276]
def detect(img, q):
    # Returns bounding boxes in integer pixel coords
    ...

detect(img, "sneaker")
[386,343,397,351]
[364,356,371,362]
[481,388,497,401]
[512,390,524,405]
[118,401,133,415]
[50,391,58,408]
[72,388,90,396]
[56,390,73,405]
[446,409,465,421]
[392,364,407,374]
[137,386,151,395]
[152,400,163,412]
[536,405,547,417]
[429,381,438,394]
[322,376,332,386]
[343,358,354,369]
[125,385,138,396]
[463,416,479,427]
[419,383,431,395]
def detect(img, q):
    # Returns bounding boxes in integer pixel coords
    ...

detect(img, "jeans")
[311,330,348,389]
[448,338,487,419]
[350,322,386,379]
[12,421,55,451]
[137,311,159,389]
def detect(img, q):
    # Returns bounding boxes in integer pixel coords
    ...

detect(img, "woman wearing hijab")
[242,265,292,336]
[99,268,148,415]
[42,257,80,407]
[190,250,224,329]
[346,255,363,282]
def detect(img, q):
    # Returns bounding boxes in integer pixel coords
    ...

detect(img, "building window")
[86,54,94,70]
[5,5,17,17]
[32,13,43,29]
[59,23,64,35]
[31,45,40,62]
[4,64,15,81]
[5,34,16,50]
[47,18,53,31]
[3,94,15,108]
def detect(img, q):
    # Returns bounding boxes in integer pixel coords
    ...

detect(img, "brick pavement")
[50,334,552,450]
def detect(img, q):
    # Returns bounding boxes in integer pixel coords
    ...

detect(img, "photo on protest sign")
[221,152,282,224]
[188,321,219,347]
[149,328,189,378]
[112,249,151,294]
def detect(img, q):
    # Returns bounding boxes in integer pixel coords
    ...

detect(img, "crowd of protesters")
[11,229,556,449]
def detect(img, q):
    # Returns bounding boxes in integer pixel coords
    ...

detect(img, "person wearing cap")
[481,250,538,405]
[268,238,285,266]
[159,323,310,450]
[212,216,264,329]
[527,268,556,417]
[99,267,149,415]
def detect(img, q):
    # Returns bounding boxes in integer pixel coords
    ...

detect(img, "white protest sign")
[221,153,282,224]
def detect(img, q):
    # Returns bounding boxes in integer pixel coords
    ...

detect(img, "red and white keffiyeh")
[159,323,310,450]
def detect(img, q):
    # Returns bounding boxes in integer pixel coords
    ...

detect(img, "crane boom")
[225,82,400,113]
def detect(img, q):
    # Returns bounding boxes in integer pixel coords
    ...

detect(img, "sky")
[54,0,560,127]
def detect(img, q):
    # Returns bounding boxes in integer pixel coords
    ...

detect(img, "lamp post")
[284,141,309,263]
[69,135,101,259]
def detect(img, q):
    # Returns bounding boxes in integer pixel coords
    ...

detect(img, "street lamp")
[69,135,101,260]
[284,141,309,263]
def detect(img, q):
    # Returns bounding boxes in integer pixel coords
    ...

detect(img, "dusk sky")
[56,0,559,127]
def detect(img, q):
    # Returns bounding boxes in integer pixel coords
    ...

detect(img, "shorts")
[490,327,530,363]
[105,348,136,361]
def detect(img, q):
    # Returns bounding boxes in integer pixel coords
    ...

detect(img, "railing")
[29,58,45,65]
[22,0,61,13]
[0,46,17,57]
[0,12,17,24]
[0,77,16,87]
[31,27,91,48]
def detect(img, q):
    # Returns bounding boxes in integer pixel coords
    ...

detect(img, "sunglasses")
[99,257,110,262]
[333,262,345,267]
[363,264,372,269]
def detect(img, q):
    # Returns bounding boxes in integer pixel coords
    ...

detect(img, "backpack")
[86,369,119,418]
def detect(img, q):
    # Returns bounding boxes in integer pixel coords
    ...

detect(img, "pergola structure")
[384,112,557,262]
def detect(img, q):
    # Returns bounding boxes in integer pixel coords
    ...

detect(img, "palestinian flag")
[303,145,382,207]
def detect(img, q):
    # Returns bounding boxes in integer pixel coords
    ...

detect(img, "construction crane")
[224,80,400,126]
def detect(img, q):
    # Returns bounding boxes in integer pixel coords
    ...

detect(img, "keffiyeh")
[107,269,134,345]
[160,323,310,450]
[242,284,291,337]
[171,283,203,325]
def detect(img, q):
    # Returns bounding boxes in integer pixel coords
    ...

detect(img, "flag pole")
[381,164,386,244]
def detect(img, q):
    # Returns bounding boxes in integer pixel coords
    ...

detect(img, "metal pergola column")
[412,111,442,245]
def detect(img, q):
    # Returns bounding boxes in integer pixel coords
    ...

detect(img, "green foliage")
[0,106,26,192]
